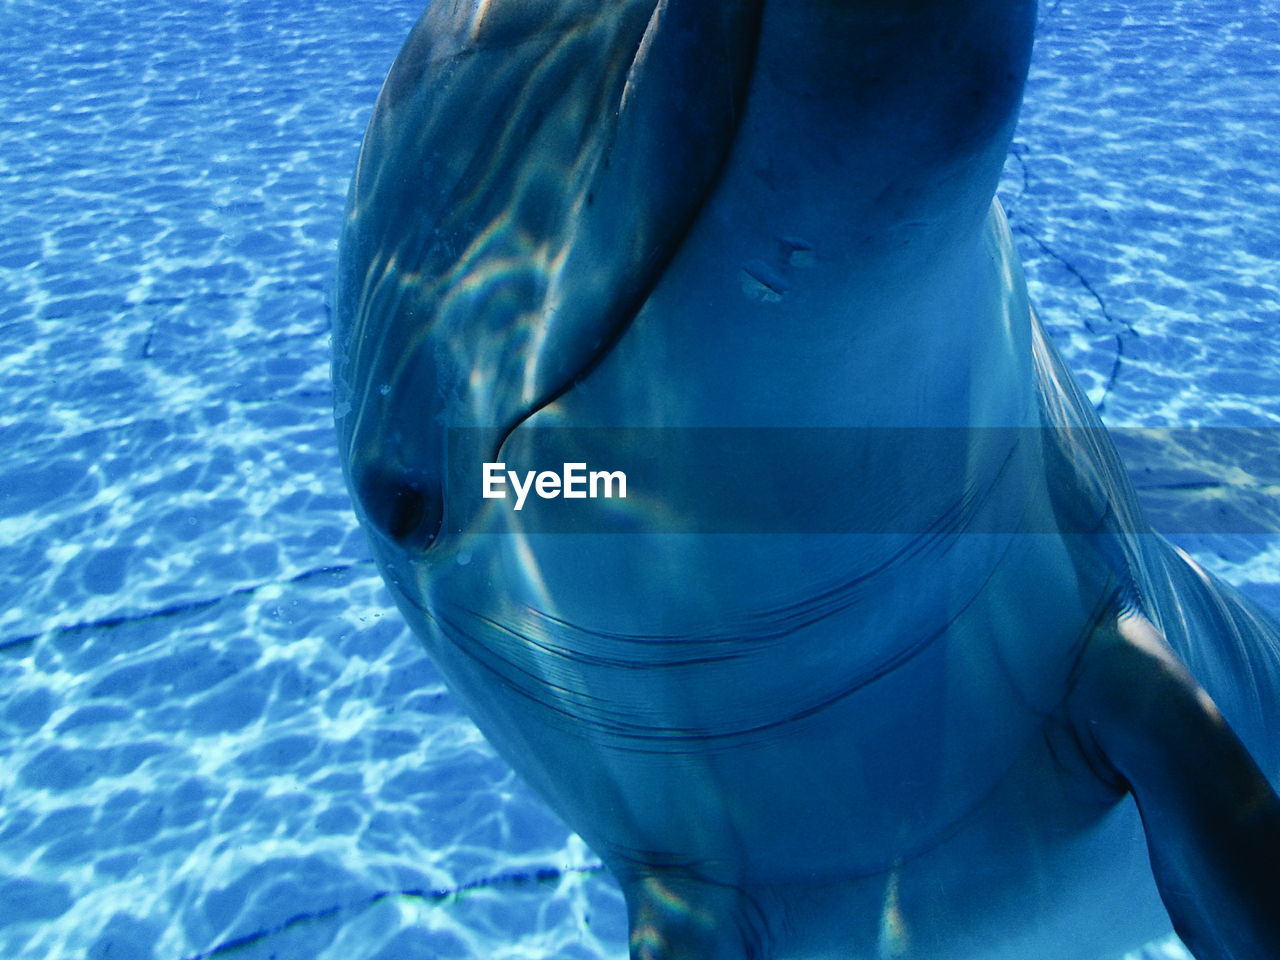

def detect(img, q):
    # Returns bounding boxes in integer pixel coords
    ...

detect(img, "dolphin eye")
[354,467,443,551]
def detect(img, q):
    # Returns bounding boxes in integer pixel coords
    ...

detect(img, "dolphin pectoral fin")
[1069,610,1280,960]
[624,875,769,960]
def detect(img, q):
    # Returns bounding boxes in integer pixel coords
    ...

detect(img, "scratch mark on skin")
[740,260,789,302]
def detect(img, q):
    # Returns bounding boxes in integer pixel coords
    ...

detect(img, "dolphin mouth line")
[376,436,1027,747]
[467,591,982,749]
[387,552,1002,751]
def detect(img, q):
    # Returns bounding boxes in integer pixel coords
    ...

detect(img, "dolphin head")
[333,0,765,562]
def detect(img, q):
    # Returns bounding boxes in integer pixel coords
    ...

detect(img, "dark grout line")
[1015,226,1126,336]
[5,384,338,453]
[134,280,328,310]
[1013,223,1138,415]
[140,325,330,361]
[181,863,608,960]
[4,279,330,327]
[0,561,374,654]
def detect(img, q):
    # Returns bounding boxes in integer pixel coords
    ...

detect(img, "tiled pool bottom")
[1,0,1277,958]
[2,569,625,959]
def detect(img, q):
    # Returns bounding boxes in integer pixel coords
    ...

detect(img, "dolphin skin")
[332,3,1280,958]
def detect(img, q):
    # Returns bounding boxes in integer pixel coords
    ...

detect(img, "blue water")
[0,1,1276,957]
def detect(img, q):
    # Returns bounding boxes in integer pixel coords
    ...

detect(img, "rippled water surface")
[1,1,1277,957]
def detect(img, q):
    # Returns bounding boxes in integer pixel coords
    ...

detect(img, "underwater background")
[1,0,1277,957]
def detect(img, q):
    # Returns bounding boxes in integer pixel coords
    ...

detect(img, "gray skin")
[333,2,1280,958]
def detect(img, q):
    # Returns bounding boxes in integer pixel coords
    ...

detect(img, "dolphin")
[332,2,1280,958]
